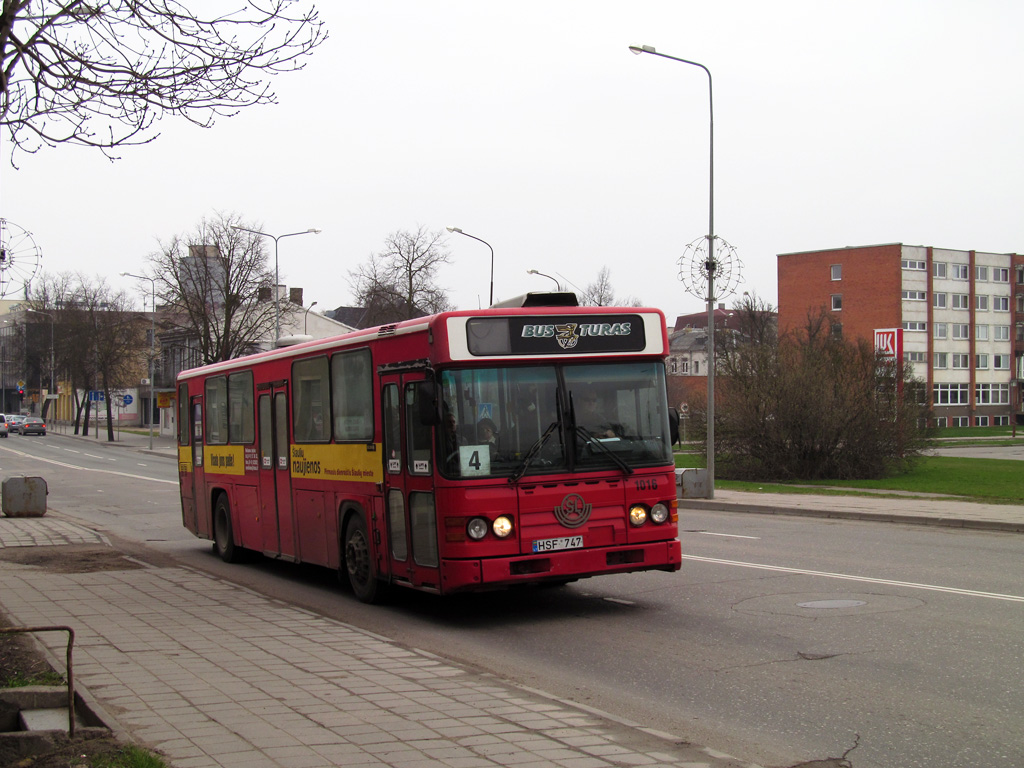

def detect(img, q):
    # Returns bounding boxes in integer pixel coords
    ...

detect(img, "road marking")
[0,444,176,485]
[681,554,1024,603]
[695,531,761,540]
[604,597,635,605]
[83,453,103,459]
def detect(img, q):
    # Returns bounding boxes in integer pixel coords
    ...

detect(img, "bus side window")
[405,383,432,474]
[383,384,401,474]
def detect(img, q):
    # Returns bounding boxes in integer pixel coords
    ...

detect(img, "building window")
[933,322,947,339]
[934,383,969,405]
[993,267,1009,283]
[952,416,970,427]
[952,293,970,310]
[693,361,700,375]
[830,264,842,280]
[976,325,988,341]
[902,290,926,301]
[993,296,1009,312]
[831,294,842,311]
[670,359,677,374]
[975,265,989,282]
[904,351,926,364]
[933,293,947,309]
[994,325,1010,341]
[952,324,969,339]
[934,352,948,369]
[975,354,989,369]
[901,259,926,270]
[952,354,969,369]
[993,354,1010,370]
[934,416,948,428]
[933,262,947,278]
[680,360,690,374]
[902,321,926,332]
[994,416,1009,426]
[953,264,969,280]
[831,322,843,338]
[1017,266,1024,284]
[975,295,989,311]
[975,416,989,427]
[976,383,1010,404]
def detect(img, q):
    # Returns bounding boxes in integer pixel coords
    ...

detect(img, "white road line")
[695,531,761,540]
[0,444,176,485]
[83,453,103,459]
[681,554,1024,602]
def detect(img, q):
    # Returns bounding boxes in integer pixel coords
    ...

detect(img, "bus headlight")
[467,517,489,540]
[628,505,648,527]
[650,503,670,524]
[492,516,513,538]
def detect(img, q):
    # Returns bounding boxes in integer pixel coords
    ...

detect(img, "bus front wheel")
[213,494,240,563]
[343,514,381,603]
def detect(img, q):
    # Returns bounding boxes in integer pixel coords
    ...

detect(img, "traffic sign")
[122,394,133,406]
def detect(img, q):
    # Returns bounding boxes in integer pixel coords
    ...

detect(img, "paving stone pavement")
[0,516,760,768]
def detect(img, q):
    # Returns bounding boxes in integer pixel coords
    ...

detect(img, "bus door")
[178,385,197,532]
[190,394,212,538]
[380,374,441,590]
[257,385,297,559]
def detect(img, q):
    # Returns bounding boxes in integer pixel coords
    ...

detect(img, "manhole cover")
[797,599,867,609]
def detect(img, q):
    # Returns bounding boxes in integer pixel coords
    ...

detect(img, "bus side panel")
[295,489,328,565]
[234,483,261,550]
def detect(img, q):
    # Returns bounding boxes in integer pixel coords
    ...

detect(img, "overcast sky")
[2,1,1022,322]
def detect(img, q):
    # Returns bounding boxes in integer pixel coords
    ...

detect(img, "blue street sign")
[122,394,133,406]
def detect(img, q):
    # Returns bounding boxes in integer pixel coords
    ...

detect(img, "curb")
[681,499,1024,534]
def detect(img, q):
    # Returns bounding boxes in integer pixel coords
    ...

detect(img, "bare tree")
[578,266,642,307]
[705,306,930,481]
[0,1,326,161]
[28,272,145,439]
[349,226,453,326]
[148,212,275,364]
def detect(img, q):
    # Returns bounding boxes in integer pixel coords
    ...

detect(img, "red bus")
[177,294,681,602]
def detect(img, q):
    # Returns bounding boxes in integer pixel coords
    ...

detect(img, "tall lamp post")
[630,43,718,498]
[447,226,495,306]
[231,226,322,343]
[25,309,54,420]
[527,269,561,290]
[303,301,318,335]
[121,272,156,450]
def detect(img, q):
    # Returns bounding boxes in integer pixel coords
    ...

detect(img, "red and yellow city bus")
[177,294,682,602]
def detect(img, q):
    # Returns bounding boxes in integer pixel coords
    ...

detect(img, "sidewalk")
[0,515,759,768]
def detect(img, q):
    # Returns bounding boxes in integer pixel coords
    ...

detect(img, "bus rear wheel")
[213,494,240,563]
[343,514,382,603]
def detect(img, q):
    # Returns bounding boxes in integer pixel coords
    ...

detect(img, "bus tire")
[213,494,240,563]
[343,514,381,603]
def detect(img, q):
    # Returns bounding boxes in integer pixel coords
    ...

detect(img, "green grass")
[2,669,65,687]
[91,745,169,768]
[675,454,1023,503]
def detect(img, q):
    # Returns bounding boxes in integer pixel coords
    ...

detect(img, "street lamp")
[630,42,718,498]
[303,301,318,335]
[527,269,560,290]
[231,226,322,343]
[121,272,156,450]
[25,309,54,420]
[447,226,495,306]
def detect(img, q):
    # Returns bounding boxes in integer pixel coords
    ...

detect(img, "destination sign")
[466,315,647,356]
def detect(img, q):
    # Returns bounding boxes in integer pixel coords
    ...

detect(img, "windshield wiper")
[574,426,634,475]
[508,420,560,484]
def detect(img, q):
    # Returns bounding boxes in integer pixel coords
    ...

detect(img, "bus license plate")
[532,535,583,553]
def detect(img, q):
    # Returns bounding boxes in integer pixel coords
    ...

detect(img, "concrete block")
[1,476,47,517]
[676,468,709,499]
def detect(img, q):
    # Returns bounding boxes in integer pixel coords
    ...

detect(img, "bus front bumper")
[439,539,682,594]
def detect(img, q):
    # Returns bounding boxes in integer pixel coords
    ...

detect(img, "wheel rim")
[346,527,370,586]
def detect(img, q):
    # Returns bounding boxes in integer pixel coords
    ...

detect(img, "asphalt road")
[3,433,1023,768]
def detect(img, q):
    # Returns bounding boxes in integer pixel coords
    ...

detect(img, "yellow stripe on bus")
[290,443,383,482]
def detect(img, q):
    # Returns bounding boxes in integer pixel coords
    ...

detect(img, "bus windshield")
[438,362,671,480]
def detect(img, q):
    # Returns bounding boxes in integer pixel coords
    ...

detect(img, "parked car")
[18,417,46,436]
[7,415,25,433]
[0,414,8,437]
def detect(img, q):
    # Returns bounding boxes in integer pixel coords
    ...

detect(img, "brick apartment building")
[778,243,1024,427]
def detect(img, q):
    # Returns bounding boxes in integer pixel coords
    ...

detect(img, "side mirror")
[417,380,440,426]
